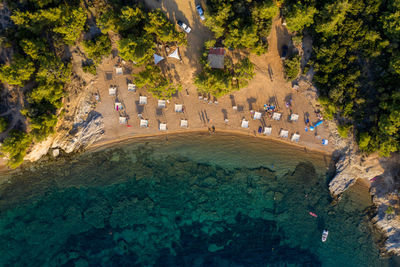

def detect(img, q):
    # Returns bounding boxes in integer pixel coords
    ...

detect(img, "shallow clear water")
[0,133,391,266]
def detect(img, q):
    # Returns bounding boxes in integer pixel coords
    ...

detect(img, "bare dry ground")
[88,0,334,153]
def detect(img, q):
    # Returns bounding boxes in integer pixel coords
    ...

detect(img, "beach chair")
[139,96,147,105]
[175,104,183,112]
[263,127,272,135]
[291,133,300,142]
[109,86,116,96]
[241,119,249,128]
[253,112,262,120]
[140,119,148,128]
[272,112,282,121]
[180,119,188,128]
[159,123,167,131]
[279,129,289,138]
[115,67,123,75]
[158,100,166,108]
[114,102,123,111]
[128,83,136,92]
[290,113,299,122]
[119,116,127,124]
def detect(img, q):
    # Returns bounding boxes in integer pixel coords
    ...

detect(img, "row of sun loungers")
[119,117,188,129]
[241,119,300,142]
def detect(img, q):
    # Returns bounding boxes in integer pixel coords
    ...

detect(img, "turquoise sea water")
[0,133,392,266]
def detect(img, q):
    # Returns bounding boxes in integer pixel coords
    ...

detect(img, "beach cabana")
[115,67,123,75]
[291,133,300,142]
[290,113,299,122]
[175,104,183,113]
[158,100,166,108]
[114,102,123,111]
[159,123,167,131]
[279,129,289,138]
[263,127,272,135]
[154,54,164,65]
[140,119,148,128]
[272,112,282,121]
[128,83,136,92]
[241,119,249,128]
[168,48,181,61]
[253,112,262,120]
[180,119,188,128]
[109,86,116,96]
[119,116,127,124]
[139,96,147,105]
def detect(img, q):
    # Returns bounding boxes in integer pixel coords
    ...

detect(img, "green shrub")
[0,130,32,169]
[82,63,97,75]
[83,34,112,64]
[283,54,301,81]
[0,117,9,132]
[337,124,352,138]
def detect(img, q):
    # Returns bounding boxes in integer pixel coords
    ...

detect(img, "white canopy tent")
[158,100,166,108]
[140,119,149,128]
[128,83,136,92]
[279,129,289,138]
[109,86,117,96]
[115,67,123,75]
[139,96,147,105]
[154,54,164,65]
[114,102,123,111]
[263,127,272,135]
[119,116,127,124]
[175,104,183,112]
[290,113,299,122]
[168,48,181,61]
[241,119,249,128]
[159,123,167,131]
[253,112,262,120]
[180,119,188,128]
[291,133,300,142]
[272,112,282,121]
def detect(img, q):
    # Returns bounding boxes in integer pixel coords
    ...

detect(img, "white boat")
[322,230,329,242]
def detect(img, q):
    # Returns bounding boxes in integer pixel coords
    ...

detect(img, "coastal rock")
[53,110,104,153]
[24,137,54,162]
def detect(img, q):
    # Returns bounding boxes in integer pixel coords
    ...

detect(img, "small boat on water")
[322,230,329,242]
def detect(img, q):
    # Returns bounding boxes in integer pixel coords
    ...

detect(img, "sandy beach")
[88,0,334,155]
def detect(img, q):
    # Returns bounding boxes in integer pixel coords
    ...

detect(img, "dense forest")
[0,0,185,167]
[282,0,400,156]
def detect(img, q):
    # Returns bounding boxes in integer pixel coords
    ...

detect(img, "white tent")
[241,119,249,128]
[115,67,123,75]
[279,129,289,138]
[168,48,181,61]
[119,116,127,124]
[290,113,299,122]
[159,123,167,131]
[272,112,282,121]
[140,119,148,128]
[180,119,188,128]
[291,133,300,142]
[114,102,123,110]
[175,104,183,112]
[109,86,116,96]
[128,83,136,92]
[154,54,164,65]
[139,96,147,105]
[263,127,272,135]
[158,100,166,108]
[253,112,262,120]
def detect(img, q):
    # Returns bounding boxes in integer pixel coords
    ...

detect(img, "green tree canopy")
[0,55,35,86]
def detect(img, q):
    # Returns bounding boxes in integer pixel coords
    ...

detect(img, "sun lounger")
[279,129,289,138]
[128,83,136,92]
[241,119,249,128]
[115,67,123,75]
[263,127,272,135]
[140,119,148,128]
[291,133,300,142]
[159,123,167,131]
[119,116,127,124]
[109,86,116,96]
[253,112,262,120]
[272,112,281,121]
[175,104,183,112]
[290,113,299,122]
[180,119,188,128]
[139,96,147,105]
[158,100,166,108]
